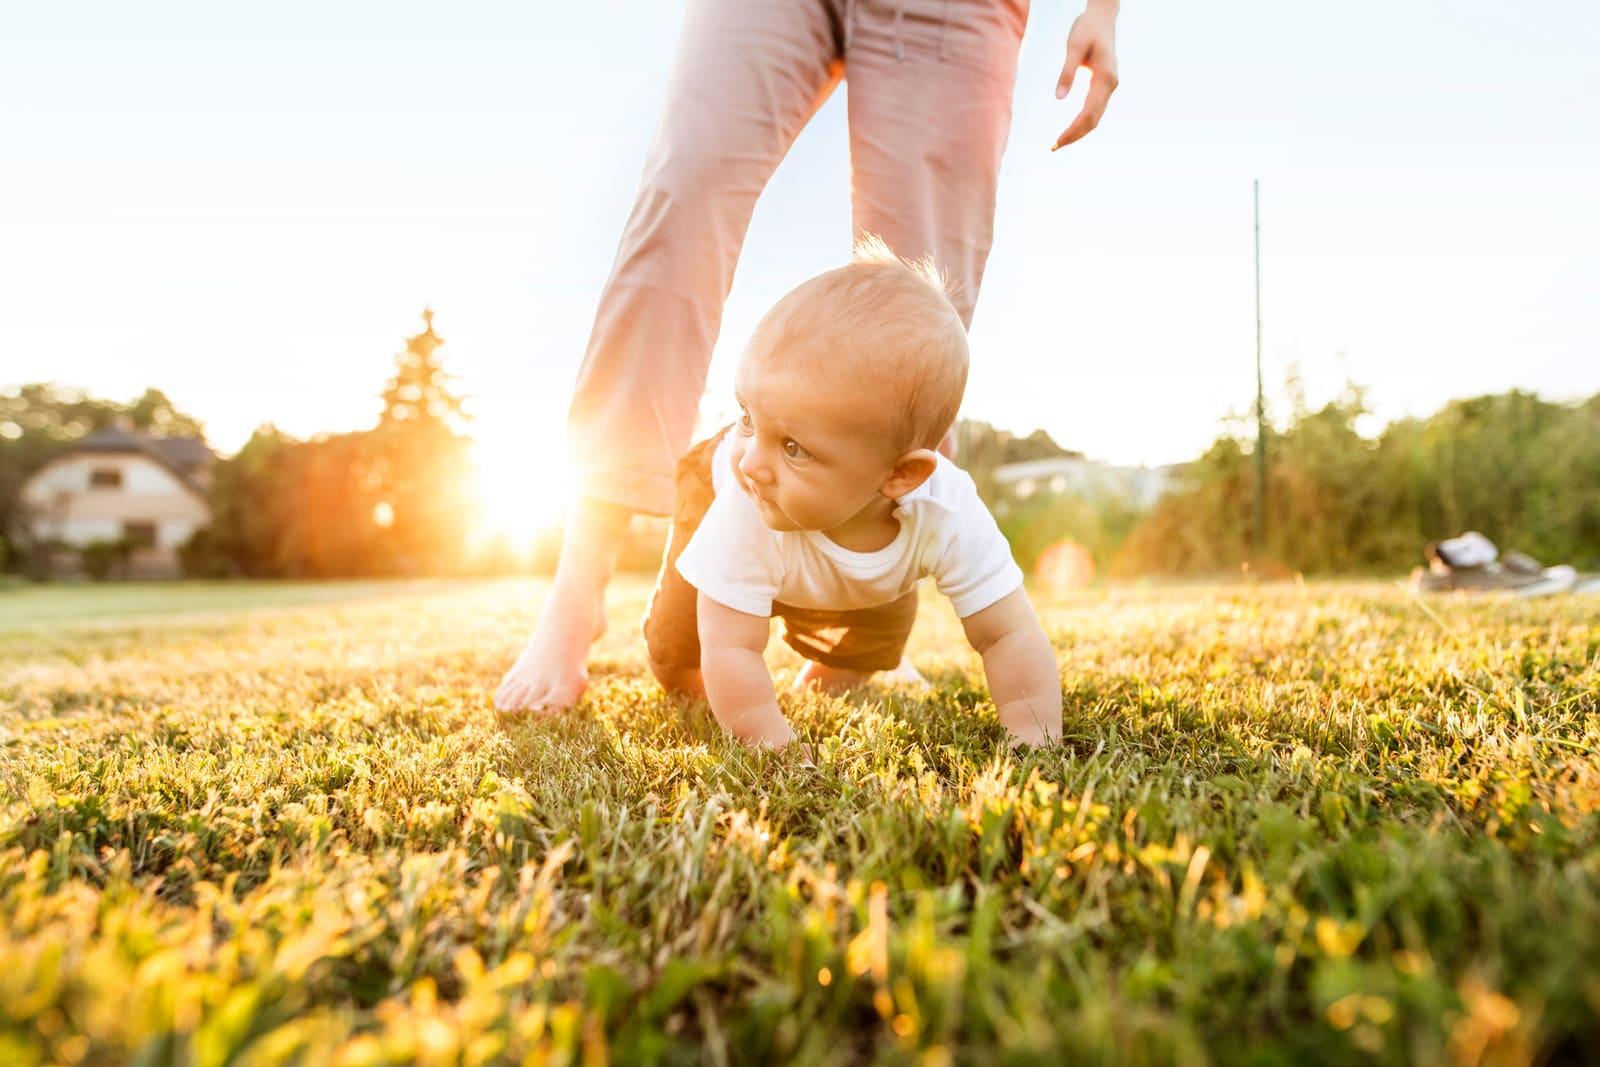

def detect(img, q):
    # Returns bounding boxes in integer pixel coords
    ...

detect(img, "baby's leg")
[650,658,705,700]
[778,590,919,696]
[791,661,874,694]
[641,443,721,703]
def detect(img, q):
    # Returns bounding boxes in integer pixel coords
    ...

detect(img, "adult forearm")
[981,628,1063,744]
[1084,0,1119,15]
[701,645,794,747]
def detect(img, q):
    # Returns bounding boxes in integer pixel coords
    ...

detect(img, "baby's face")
[728,354,902,533]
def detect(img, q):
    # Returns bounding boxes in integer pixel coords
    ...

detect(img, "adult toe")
[497,680,533,713]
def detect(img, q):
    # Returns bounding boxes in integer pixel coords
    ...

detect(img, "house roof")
[145,435,213,472]
[47,425,215,497]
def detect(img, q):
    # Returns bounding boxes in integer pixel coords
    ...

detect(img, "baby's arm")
[697,591,797,749]
[959,588,1062,747]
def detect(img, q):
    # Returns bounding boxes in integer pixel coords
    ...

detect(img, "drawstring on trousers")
[843,0,949,63]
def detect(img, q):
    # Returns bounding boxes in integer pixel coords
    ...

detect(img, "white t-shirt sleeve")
[930,481,1024,618]
[674,485,784,617]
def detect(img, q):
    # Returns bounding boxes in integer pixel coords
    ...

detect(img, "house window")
[90,467,123,489]
[123,521,157,549]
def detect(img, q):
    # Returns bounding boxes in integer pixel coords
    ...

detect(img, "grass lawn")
[1,576,1596,1064]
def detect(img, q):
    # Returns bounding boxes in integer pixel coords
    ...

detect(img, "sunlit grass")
[1,578,1596,1063]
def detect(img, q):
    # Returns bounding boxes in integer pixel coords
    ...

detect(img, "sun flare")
[469,425,567,552]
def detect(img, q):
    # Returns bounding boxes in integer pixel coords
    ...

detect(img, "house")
[991,456,1180,514]
[20,422,215,577]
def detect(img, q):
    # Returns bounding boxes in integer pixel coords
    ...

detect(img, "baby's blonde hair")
[748,234,969,452]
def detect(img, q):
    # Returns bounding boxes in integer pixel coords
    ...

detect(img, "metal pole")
[1253,179,1267,573]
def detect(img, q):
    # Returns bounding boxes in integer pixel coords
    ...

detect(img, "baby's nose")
[738,449,775,485]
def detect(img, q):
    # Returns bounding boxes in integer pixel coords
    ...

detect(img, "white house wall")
[21,453,209,548]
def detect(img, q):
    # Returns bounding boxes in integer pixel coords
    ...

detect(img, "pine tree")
[379,309,467,430]
[370,309,475,574]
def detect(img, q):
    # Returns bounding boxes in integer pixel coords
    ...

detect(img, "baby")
[643,238,1062,750]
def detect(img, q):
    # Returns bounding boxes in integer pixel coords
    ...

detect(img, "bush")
[999,490,1145,580]
[178,526,232,578]
[79,538,131,581]
[1112,388,1600,577]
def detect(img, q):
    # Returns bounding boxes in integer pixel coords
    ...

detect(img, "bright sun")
[470,424,568,552]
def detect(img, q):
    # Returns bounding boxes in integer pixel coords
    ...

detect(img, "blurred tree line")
[955,420,1144,577]
[6,349,1596,580]
[1111,386,1600,576]
[1,312,487,579]
[958,420,1081,501]
[182,311,481,577]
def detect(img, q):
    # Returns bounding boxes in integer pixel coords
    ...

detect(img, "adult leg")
[838,0,1029,684]
[843,0,1029,330]
[497,0,845,716]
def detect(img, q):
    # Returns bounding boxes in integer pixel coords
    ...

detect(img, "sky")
[2,0,1597,474]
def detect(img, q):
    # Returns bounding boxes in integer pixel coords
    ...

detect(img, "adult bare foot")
[494,577,608,717]
[494,496,632,719]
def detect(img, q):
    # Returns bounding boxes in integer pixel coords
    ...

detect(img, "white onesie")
[675,434,1023,619]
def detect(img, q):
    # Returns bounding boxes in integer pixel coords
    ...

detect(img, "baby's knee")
[649,655,704,698]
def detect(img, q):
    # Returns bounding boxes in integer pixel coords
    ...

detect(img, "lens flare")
[468,427,567,556]
[1036,539,1095,593]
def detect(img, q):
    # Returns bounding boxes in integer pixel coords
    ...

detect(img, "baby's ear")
[880,449,939,500]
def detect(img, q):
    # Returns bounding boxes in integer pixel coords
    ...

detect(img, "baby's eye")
[782,438,812,461]
[737,409,753,434]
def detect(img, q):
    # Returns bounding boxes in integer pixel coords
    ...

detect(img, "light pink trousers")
[569,0,1031,516]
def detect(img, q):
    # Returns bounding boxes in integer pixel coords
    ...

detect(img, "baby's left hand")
[960,588,1064,747]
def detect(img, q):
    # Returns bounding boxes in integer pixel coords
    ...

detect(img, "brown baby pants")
[568,0,1032,516]
[642,429,920,673]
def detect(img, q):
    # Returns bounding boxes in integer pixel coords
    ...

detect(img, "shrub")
[79,538,131,581]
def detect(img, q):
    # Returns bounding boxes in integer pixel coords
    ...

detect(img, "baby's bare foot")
[791,661,873,694]
[495,578,607,719]
[887,655,931,691]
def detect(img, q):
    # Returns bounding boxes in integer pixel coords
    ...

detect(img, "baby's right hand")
[696,592,795,750]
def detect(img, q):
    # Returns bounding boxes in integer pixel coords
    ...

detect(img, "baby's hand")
[697,592,798,748]
[1002,716,1058,751]
[960,588,1064,748]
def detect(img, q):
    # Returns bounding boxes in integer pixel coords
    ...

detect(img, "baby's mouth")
[738,478,790,524]
[735,471,768,505]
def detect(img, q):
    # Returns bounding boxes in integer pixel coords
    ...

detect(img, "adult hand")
[1052,0,1120,151]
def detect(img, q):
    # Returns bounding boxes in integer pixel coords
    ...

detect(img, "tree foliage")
[195,311,478,577]
[959,419,1080,502]
[1112,387,1600,577]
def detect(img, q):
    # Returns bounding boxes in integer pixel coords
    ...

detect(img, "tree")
[194,311,480,578]
[370,310,477,574]
[959,419,1080,503]
[1111,385,1600,577]
[379,309,467,430]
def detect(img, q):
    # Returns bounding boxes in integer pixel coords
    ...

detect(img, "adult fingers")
[1055,38,1087,100]
[1052,66,1118,150]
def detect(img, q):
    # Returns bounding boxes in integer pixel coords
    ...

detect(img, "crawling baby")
[643,237,1062,750]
